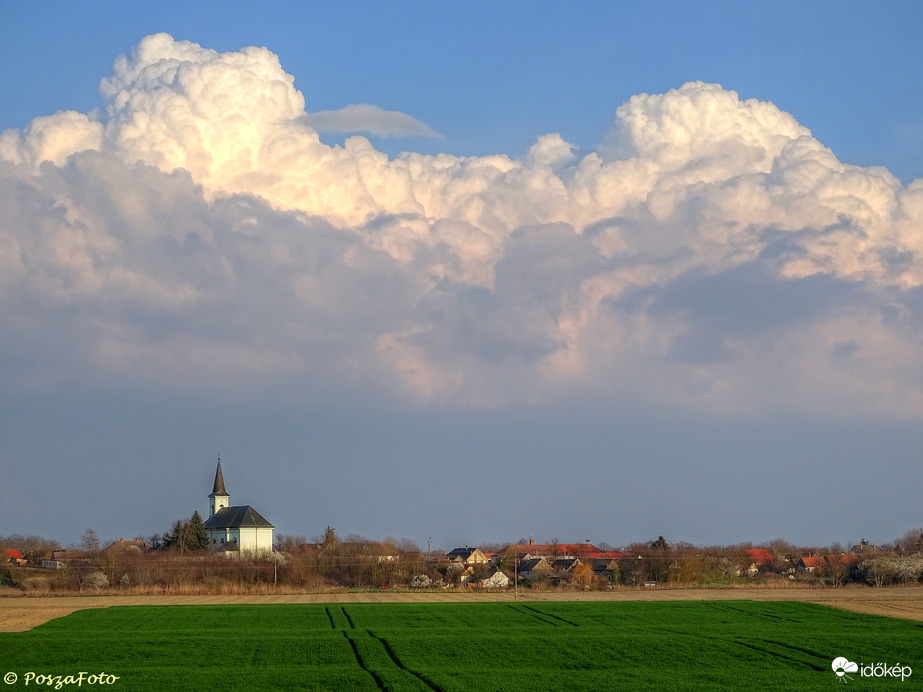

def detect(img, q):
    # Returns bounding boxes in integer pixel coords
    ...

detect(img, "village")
[5,529,922,594]
[3,459,923,593]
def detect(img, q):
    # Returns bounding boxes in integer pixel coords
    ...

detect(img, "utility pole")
[514,553,518,598]
[427,537,432,556]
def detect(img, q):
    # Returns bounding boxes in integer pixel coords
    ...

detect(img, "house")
[824,553,860,585]
[103,538,149,553]
[5,549,25,565]
[744,548,774,576]
[826,554,859,568]
[446,547,489,565]
[583,550,624,560]
[496,540,621,562]
[794,553,861,578]
[795,556,826,573]
[745,548,774,565]
[447,561,474,584]
[588,557,619,578]
[40,549,83,569]
[518,557,554,580]
[474,569,510,590]
[850,539,884,554]
[551,558,582,575]
[202,458,274,555]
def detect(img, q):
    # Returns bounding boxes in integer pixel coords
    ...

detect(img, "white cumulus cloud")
[2,34,923,417]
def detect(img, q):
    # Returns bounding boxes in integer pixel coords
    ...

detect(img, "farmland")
[1,600,921,690]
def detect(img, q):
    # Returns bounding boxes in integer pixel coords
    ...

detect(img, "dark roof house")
[518,557,554,579]
[446,547,489,564]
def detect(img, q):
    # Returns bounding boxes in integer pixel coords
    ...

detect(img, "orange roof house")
[496,540,621,561]
[745,548,774,564]
[795,556,826,572]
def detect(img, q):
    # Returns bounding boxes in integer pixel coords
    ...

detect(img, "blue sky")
[1,2,922,551]
[3,3,921,179]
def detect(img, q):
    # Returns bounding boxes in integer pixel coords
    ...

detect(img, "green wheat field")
[1,601,920,690]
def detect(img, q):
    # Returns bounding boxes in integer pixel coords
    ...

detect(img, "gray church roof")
[203,505,274,530]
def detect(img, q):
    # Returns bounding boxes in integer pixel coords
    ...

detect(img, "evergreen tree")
[160,525,174,550]
[188,511,209,551]
[163,519,188,552]
[162,514,209,552]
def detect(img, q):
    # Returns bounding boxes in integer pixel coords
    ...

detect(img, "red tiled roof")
[499,543,604,558]
[745,549,774,564]
[6,549,24,560]
[798,554,858,568]
[798,556,827,568]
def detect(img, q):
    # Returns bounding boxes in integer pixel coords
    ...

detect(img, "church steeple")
[208,456,230,518]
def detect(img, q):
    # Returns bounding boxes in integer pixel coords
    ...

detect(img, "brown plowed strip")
[3,586,923,632]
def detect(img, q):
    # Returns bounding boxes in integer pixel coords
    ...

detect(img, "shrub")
[410,574,433,588]
[84,571,110,590]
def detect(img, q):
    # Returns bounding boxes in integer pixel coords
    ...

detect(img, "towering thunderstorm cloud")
[1,34,922,415]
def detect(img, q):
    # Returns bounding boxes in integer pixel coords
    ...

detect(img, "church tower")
[203,456,274,553]
[208,457,230,518]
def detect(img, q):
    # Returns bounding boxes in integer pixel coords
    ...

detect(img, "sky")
[1,2,923,552]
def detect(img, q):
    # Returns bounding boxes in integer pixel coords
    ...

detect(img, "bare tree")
[80,529,101,555]
[821,555,852,587]
[275,533,310,553]
[896,528,923,555]
[763,537,797,563]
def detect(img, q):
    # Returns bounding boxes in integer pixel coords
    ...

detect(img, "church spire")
[208,456,230,518]
[212,456,228,496]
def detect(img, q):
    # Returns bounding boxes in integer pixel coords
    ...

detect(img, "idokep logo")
[832,657,858,683]
[832,657,913,683]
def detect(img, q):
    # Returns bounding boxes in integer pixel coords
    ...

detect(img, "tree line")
[4,527,923,593]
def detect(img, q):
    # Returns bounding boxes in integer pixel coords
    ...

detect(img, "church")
[203,458,275,554]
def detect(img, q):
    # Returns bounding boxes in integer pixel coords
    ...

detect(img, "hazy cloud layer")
[3,34,923,417]
[303,103,441,139]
